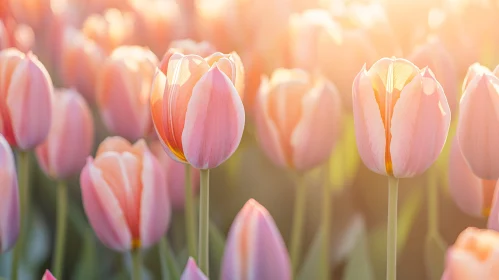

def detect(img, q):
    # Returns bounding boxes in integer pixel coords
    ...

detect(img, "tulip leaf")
[342,226,375,280]
[424,233,447,280]
[73,229,97,280]
[296,227,323,280]
[209,220,226,279]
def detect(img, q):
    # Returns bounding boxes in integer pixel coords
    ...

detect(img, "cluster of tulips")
[2,0,499,279]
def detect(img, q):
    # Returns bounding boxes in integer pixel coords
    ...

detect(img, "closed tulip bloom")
[97,46,158,141]
[255,68,341,171]
[80,137,170,251]
[35,89,94,179]
[0,48,53,149]
[221,199,291,280]
[0,134,19,253]
[448,137,496,217]
[41,270,56,280]
[205,52,245,96]
[150,52,245,169]
[352,57,451,178]
[180,257,208,280]
[457,63,499,180]
[442,227,499,280]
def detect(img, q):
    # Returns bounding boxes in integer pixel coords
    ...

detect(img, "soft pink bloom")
[168,39,216,58]
[150,52,245,169]
[35,89,94,179]
[448,136,496,218]
[41,270,56,280]
[180,257,208,280]
[352,57,451,178]
[441,227,499,280]
[0,48,53,149]
[149,141,200,210]
[457,63,499,180]
[221,199,291,280]
[8,0,51,28]
[97,46,158,141]
[0,134,19,253]
[255,68,342,171]
[80,137,171,251]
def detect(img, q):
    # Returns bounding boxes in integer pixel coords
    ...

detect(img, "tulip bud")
[80,137,171,251]
[352,57,451,178]
[97,46,158,141]
[150,52,245,169]
[457,63,499,180]
[442,227,499,279]
[255,68,342,171]
[149,141,200,210]
[0,134,19,253]
[448,137,496,217]
[60,28,105,103]
[221,199,291,280]
[0,48,53,150]
[205,52,245,96]
[35,89,94,179]
[180,257,208,280]
[42,270,56,280]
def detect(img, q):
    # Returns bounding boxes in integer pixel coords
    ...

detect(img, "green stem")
[427,171,439,236]
[185,164,197,259]
[131,248,142,280]
[387,177,399,280]
[11,151,30,280]
[52,180,68,278]
[320,176,331,280]
[159,237,168,280]
[198,169,210,277]
[290,175,307,275]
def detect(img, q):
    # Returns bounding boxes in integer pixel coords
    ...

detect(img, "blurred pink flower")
[180,257,208,280]
[0,134,19,253]
[41,270,56,280]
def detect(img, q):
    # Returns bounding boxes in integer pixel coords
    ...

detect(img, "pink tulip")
[441,227,499,280]
[97,46,158,141]
[448,136,497,217]
[352,57,451,178]
[149,141,200,210]
[150,52,245,169]
[255,68,342,171]
[221,199,291,280]
[0,134,19,253]
[41,270,56,280]
[457,63,499,180]
[80,137,170,251]
[59,28,105,103]
[8,0,51,28]
[35,89,94,179]
[0,48,53,150]
[180,257,208,280]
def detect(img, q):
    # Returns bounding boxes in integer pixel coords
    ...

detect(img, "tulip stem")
[387,177,399,280]
[11,151,30,280]
[320,174,331,280]
[198,169,210,277]
[290,174,307,275]
[52,180,68,278]
[427,170,439,236]
[185,164,197,259]
[131,248,142,280]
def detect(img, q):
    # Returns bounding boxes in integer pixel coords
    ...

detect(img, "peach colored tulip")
[0,48,53,149]
[255,68,342,171]
[442,227,499,280]
[41,270,56,280]
[352,57,451,178]
[0,134,19,253]
[457,63,499,180]
[150,141,200,210]
[204,52,245,96]
[97,46,158,141]
[408,38,458,112]
[449,136,497,217]
[221,199,291,280]
[168,39,216,58]
[35,89,94,179]
[180,257,208,280]
[0,21,9,50]
[150,52,245,169]
[80,136,170,251]
[8,0,51,27]
[59,28,105,103]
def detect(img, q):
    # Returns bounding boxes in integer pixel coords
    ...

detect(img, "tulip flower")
[59,28,105,103]
[180,257,208,280]
[8,0,51,28]
[80,136,171,251]
[150,52,245,169]
[448,136,497,217]
[255,68,342,171]
[0,48,53,150]
[97,46,158,141]
[168,39,216,58]
[221,199,291,280]
[457,63,499,180]
[42,270,56,280]
[0,134,19,253]
[441,227,499,279]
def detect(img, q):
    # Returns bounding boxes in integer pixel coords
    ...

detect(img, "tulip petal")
[180,257,208,280]
[182,66,245,169]
[0,135,19,253]
[444,248,487,280]
[42,270,56,280]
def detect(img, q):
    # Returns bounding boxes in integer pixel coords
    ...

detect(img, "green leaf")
[73,229,97,280]
[209,220,226,280]
[424,233,447,280]
[342,226,375,280]
[296,227,323,280]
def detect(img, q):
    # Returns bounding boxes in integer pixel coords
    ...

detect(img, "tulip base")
[387,177,399,280]
[198,169,210,276]
[52,180,68,278]
[290,174,307,275]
